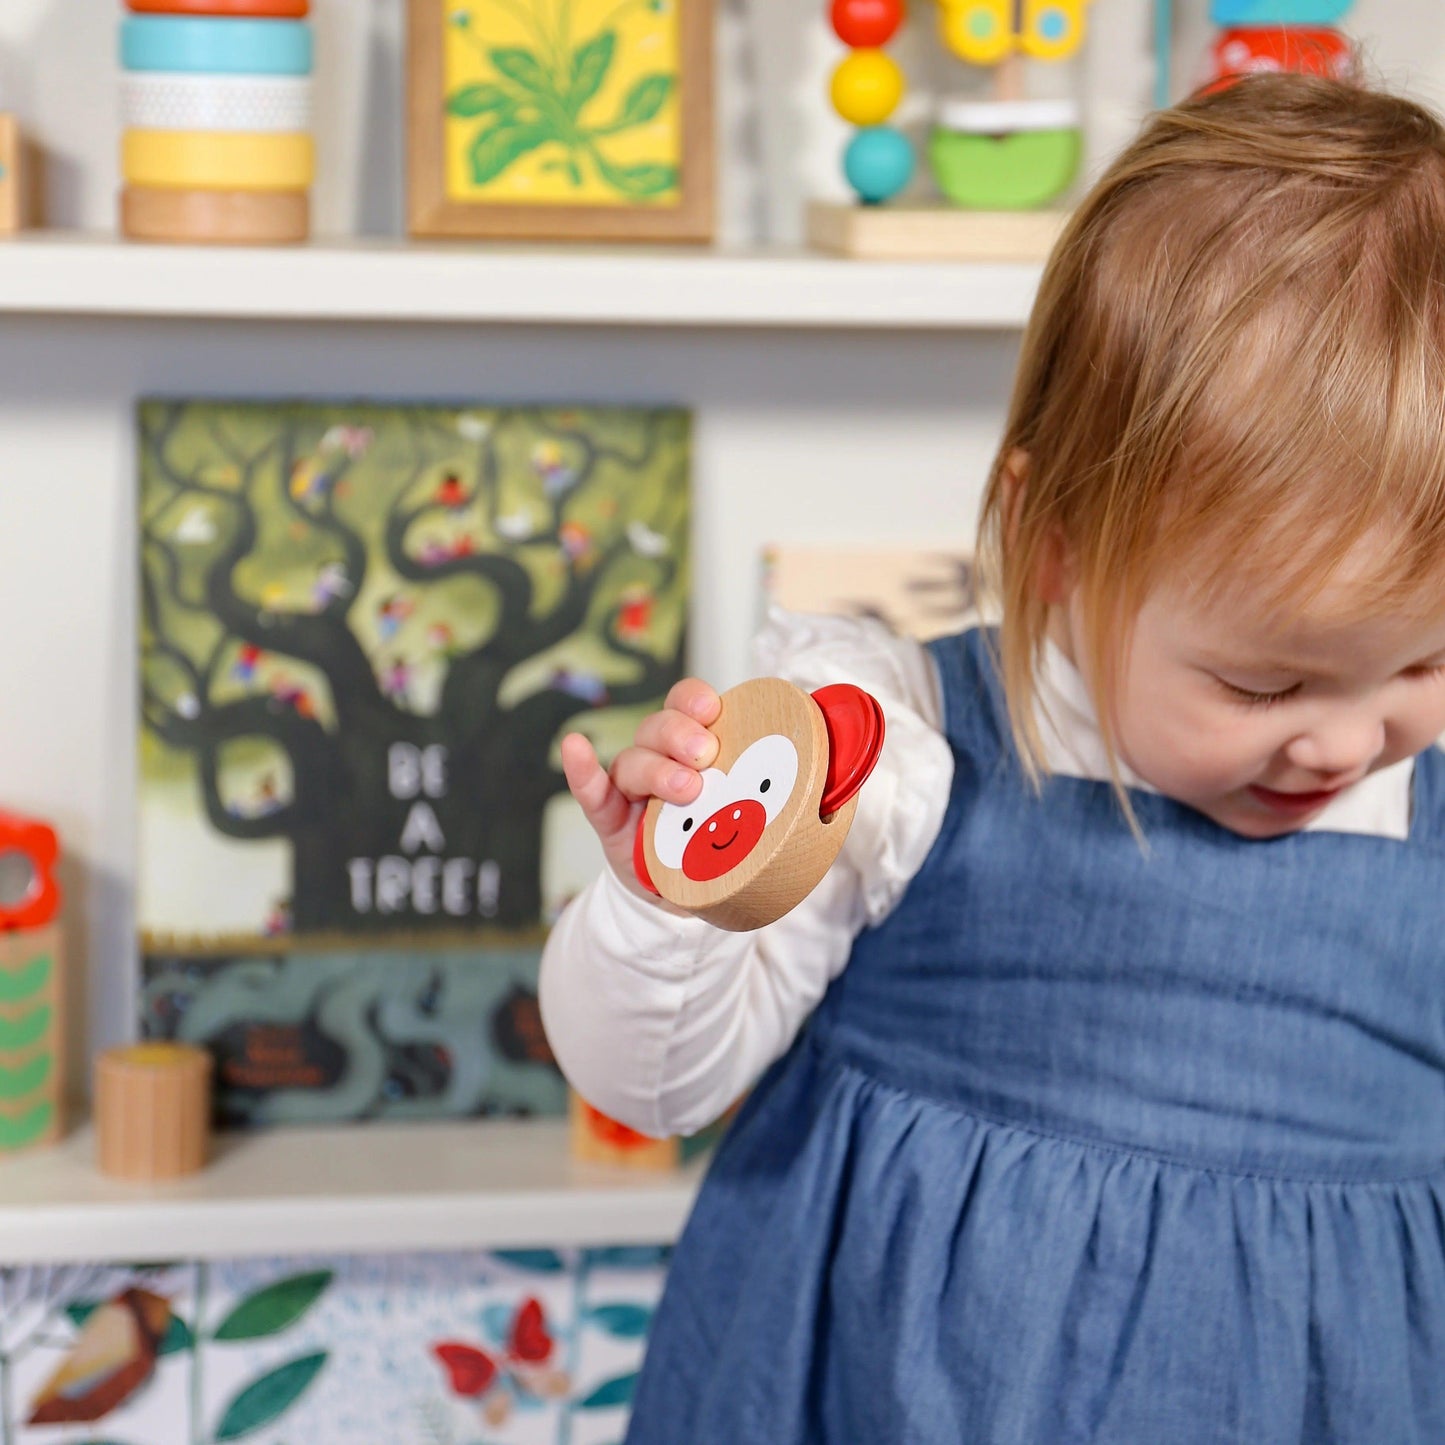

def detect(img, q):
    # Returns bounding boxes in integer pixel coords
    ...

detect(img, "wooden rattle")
[633,677,885,931]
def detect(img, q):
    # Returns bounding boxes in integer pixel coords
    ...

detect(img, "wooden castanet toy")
[633,677,885,931]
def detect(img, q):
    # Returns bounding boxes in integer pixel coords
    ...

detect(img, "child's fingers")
[664,677,722,727]
[633,706,719,771]
[610,743,704,808]
[560,733,635,838]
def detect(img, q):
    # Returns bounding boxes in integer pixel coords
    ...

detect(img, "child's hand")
[561,678,722,904]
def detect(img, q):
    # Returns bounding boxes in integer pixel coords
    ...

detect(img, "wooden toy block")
[634,676,884,932]
[0,923,66,1153]
[0,114,32,236]
[95,1042,212,1180]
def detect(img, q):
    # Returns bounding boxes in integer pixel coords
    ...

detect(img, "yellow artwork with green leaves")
[442,0,682,207]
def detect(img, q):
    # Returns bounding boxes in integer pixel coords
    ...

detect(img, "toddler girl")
[541,73,1445,1443]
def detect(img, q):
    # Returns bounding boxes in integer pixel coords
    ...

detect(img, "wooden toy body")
[638,677,867,932]
[0,924,65,1153]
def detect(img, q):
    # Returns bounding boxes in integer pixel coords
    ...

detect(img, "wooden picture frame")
[407,0,714,242]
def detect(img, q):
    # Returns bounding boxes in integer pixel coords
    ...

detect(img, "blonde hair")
[976,72,1445,797]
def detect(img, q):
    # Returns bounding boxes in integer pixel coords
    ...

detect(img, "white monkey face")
[651,733,800,880]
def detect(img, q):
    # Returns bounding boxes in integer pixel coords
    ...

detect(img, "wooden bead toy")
[121,185,309,243]
[0,923,65,1154]
[95,1042,212,1181]
[633,677,885,932]
[127,0,309,14]
[815,0,1090,253]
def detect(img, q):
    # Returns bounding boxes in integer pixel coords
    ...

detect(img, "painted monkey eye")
[682,818,693,832]
[759,779,770,793]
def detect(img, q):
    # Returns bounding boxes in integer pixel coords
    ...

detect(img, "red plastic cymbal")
[812,683,885,818]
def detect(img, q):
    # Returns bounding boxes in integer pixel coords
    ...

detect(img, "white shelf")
[0,1118,705,1264]
[0,231,1040,329]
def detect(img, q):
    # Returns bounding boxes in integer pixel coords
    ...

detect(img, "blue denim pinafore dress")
[625,628,1445,1444]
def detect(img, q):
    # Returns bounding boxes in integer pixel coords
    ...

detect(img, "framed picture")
[407,0,714,242]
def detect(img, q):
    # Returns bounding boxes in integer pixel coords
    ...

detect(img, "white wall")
[1,0,1443,1097]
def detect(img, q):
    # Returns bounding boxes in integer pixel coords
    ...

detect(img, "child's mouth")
[1247,784,1341,816]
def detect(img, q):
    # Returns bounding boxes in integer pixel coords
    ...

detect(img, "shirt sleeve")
[538,608,954,1138]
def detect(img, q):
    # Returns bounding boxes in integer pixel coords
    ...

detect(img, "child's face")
[1062,555,1445,839]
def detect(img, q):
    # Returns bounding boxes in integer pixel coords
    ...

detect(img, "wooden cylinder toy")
[0,923,65,1153]
[95,1042,212,1181]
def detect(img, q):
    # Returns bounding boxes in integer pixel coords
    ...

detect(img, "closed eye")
[1217,678,1302,708]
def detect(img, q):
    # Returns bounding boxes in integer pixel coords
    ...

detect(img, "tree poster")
[138,399,689,1124]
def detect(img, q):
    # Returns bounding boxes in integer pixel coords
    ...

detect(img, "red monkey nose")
[812,684,885,817]
[682,799,767,881]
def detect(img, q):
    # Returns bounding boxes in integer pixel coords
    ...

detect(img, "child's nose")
[1283,712,1386,780]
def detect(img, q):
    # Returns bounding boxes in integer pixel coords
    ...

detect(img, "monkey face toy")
[633,677,885,931]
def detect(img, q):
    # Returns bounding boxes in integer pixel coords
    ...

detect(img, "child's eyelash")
[1407,662,1445,681]
[1218,679,1300,708]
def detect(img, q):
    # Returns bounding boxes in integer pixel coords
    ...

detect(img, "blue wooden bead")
[844,126,914,205]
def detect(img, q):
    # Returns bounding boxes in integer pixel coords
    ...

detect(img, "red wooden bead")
[830,0,904,49]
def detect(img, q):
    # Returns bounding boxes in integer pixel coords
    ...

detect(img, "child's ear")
[1000,448,1074,606]
[1035,527,1074,607]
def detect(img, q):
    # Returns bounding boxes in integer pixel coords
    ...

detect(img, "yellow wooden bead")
[829,49,905,128]
[123,129,314,191]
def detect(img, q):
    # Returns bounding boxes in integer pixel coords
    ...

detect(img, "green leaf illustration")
[447,83,517,118]
[0,1003,51,1050]
[583,1244,671,1270]
[490,47,553,94]
[159,1314,195,1356]
[213,1351,328,1441]
[577,1370,639,1409]
[569,31,615,114]
[213,1270,333,1341]
[470,119,555,186]
[492,1248,566,1272]
[0,953,52,1003]
[0,1100,53,1149]
[607,74,673,131]
[586,1302,653,1339]
[596,160,677,198]
[0,1052,51,1100]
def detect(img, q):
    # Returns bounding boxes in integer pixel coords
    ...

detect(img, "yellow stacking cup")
[122,128,313,190]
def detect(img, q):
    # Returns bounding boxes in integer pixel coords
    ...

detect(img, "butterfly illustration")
[432,1296,570,1429]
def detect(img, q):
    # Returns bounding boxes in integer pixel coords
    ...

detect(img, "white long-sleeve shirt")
[539,609,1415,1139]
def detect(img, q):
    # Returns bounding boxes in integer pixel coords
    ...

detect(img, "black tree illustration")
[140,400,689,938]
